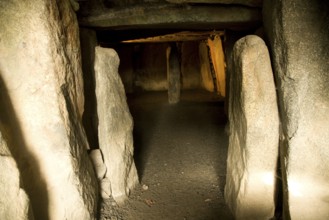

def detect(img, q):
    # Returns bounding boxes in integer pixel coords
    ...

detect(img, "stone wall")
[263,0,329,219]
[134,43,169,91]
[0,0,98,219]
[117,42,205,92]
[181,41,202,89]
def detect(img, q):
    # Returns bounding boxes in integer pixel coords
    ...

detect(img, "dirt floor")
[100,90,234,220]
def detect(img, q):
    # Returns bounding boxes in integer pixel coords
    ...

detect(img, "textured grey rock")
[78,3,262,30]
[225,35,279,220]
[0,129,34,220]
[263,0,329,219]
[0,0,98,219]
[94,46,139,204]
[166,0,262,7]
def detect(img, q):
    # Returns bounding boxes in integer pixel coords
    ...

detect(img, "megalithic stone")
[0,128,34,220]
[225,35,279,220]
[0,1,99,219]
[263,0,329,219]
[94,46,139,204]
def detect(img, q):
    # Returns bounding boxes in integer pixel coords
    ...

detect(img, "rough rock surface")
[94,46,139,203]
[78,3,262,30]
[263,0,329,219]
[0,129,34,220]
[0,0,98,219]
[166,0,262,7]
[225,35,279,219]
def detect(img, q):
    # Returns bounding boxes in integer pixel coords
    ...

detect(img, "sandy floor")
[100,90,234,220]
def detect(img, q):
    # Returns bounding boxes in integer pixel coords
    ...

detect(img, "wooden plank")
[121,31,224,43]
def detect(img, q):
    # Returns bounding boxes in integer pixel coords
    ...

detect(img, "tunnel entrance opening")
[95,30,235,219]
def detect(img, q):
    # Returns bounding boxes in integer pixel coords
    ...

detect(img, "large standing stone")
[0,128,34,220]
[263,0,329,219]
[0,0,98,219]
[225,35,279,219]
[94,46,139,203]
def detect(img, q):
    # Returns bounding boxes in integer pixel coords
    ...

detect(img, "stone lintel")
[78,3,262,30]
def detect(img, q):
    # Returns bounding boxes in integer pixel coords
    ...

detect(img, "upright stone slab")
[0,1,98,219]
[263,1,329,219]
[94,46,139,203]
[0,128,34,220]
[166,45,181,104]
[225,35,279,220]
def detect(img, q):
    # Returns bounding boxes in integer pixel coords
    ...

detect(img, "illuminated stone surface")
[89,149,107,180]
[225,35,279,220]
[263,0,329,219]
[0,129,34,220]
[0,1,98,219]
[94,47,139,203]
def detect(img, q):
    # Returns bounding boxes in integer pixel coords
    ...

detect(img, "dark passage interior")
[96,30,237,219]
[121,91,233,219]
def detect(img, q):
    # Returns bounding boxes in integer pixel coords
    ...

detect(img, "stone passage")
[225,35,279,220]
[264,0,329,219]
[94,46,139,204]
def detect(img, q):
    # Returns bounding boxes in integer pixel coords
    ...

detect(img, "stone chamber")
[0,0,328,220]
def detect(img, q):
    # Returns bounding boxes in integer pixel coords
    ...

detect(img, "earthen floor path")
[102,90,233,220]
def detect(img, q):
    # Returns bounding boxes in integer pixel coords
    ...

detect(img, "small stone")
[205,199,211,202]
[100,178,112,199]
[89,149,107,180]
[142,184,149,190]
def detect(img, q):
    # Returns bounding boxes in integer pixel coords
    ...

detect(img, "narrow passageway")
[119,90,233,220]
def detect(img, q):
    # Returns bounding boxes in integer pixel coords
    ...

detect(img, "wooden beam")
[121,31,225,43]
